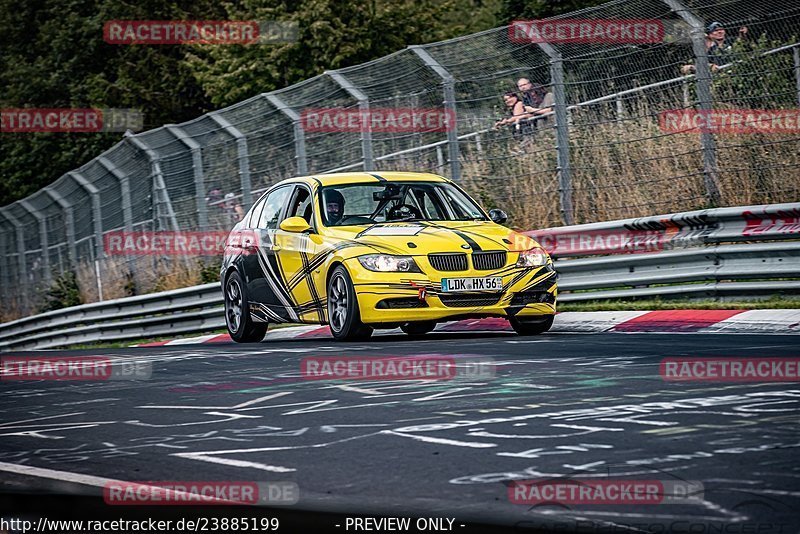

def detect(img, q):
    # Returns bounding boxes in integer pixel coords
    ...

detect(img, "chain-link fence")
[1,0,799,320]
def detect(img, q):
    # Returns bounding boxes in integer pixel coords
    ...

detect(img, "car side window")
[248,195,268,228]
[285,186,313,225]
[257,186,291,230]
[408,186,446,220]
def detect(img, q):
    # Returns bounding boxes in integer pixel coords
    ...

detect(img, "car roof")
[278,171,450,188]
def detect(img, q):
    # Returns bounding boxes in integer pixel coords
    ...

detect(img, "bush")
[40,271,83,312]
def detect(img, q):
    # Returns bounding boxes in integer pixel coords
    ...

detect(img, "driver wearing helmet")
[324,189,346,225]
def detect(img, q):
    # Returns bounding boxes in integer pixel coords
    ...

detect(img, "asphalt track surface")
[1,330,799,533]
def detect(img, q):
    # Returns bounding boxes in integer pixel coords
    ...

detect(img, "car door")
[273,184,327,323]
[244,185,298,323]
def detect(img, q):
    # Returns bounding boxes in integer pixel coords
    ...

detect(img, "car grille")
[428,253,468,271]
[438,294,502,307]
[472,250,507,270]
[510,291,556,306]
[376,297,429,309]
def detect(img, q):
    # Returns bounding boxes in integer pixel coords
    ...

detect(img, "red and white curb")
[135,309,800,346]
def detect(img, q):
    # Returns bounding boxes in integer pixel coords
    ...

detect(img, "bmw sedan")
[221,172,557,342]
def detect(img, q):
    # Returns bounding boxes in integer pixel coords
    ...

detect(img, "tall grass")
[459,99,799,228]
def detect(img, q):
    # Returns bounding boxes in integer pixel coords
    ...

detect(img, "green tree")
[1,0,500,205]
[497,0,609,22]
[0,0,225,206]
[187,0,500,108]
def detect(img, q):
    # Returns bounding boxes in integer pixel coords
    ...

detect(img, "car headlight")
[358,254,421,272]
[516,247,549,267]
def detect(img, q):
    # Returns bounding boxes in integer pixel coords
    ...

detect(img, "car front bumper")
[348,260,557,325]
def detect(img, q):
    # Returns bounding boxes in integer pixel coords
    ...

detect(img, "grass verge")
[559,296,800,312]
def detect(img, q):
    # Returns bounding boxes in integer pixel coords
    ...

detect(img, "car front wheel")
[327,265,373,341]
[225,271,268,343]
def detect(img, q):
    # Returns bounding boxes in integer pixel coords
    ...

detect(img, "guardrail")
[1,202,798,350]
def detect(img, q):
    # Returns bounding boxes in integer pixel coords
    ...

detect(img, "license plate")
[441,277,503,292]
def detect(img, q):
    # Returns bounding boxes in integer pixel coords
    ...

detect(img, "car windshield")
[319,181,488,226]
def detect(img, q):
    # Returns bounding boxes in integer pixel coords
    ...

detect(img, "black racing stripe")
[249,302,288,323]
[369,173,387,181]
[296,300,327,314]
[514,269,556,293]
[452,229,482,251]
[507,269,532,291]
[455,227,505,249]
[286,238,391,291]
[256,246,298,322]
[301,251,326,322]
[287,240,356,290]
[417,221,483,251]
[270,253,299,315]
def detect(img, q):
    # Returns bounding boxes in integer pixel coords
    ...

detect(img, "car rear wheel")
[401,321,436,336]
[225,271,268,343]
[328,265,373,341]
[510,315,554,336]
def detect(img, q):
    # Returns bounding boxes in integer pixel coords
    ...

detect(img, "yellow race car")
[221,172,557,341]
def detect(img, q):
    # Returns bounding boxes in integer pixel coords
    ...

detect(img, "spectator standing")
[205,187,226,228]
[681,22,749,74]
[223,192,245,225]
[517,78,547,111]
[519,78,555,129]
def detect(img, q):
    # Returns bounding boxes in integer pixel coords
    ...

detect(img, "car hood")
[325,221,538,255]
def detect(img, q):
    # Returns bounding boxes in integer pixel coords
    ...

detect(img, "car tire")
[224,271,268,343]
[401,321,436,336]
[509,315,554,336]
[328,265,373,341]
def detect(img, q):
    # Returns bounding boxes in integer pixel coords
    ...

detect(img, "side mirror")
[279,216,312,233]
[488,209,508,224]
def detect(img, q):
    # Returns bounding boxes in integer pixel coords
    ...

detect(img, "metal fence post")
[18,199,51,286]
[794,45,800,106]
[409,45,461,181]
[98,157,133,232]
[208,112,254,210]
[436,146,445,169]
[0,226,8,303]
[328,70,374,171]
[538,43,574,225]
[44,187,77,267]
[126,134,180,232]
[662,0,721,205]
[96,155,137,284]
[165,125,208,228]
[264,93,309,175]
[0,209,27,309]
[68,171,104,261]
